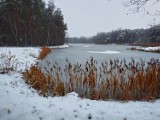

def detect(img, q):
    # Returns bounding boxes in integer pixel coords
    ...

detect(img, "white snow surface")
[0,47,160,120]
[88,50,120,54]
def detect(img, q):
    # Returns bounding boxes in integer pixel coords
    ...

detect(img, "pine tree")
[0,0,67,46]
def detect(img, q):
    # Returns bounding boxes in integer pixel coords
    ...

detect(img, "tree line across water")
[0,0,67,46]
[68,25,160,45]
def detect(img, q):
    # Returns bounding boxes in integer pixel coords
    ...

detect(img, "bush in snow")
[0,52,19,74]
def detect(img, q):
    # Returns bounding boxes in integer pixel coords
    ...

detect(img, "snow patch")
[88,50,120,54]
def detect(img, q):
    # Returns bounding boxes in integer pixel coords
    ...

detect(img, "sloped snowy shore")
[0,46,160,120]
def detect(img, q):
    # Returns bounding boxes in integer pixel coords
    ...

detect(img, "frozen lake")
[40,44,160,67]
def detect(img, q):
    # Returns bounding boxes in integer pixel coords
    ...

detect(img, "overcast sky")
[44,0,160,37]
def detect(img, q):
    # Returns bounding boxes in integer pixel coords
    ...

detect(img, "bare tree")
[124,0,160,13]
[124,0,160,24]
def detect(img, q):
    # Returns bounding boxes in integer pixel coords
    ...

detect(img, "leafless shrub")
[0,52,19,74]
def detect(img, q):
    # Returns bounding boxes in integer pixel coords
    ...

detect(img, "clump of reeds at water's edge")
[38,47,52,60]
[23,56,160,101]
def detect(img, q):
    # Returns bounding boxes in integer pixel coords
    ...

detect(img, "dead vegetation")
[23,57,160,101]
[140,43,160,47]
[0,52,19,74]
[38,47,52,60]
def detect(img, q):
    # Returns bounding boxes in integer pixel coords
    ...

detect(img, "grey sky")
[45,0,159,37]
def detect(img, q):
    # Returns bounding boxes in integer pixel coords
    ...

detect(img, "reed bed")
[23,58,160,101]
[38,47,52,60]
[140,43,160,47]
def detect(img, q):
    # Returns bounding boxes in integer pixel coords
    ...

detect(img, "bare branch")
[124,0,160,13]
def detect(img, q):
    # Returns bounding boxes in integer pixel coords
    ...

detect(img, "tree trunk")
[5,8,19,45]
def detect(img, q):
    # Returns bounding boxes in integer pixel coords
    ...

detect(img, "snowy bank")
[49,44,69,49]
[0,73,160,120]
[0,47,40,71]
[139,46,160,52]
[0,47,160,120]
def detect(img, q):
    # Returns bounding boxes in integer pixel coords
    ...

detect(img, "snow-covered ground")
[0,46,160,120]
[0,47,40,72]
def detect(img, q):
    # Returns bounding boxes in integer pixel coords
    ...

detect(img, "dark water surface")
[39,44,160,68]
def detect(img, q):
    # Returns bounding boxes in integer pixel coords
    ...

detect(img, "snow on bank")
[0,44,69,71]
[139,46,160,52]
[0,47,160,120]
[49,44,69,49]
[1,74,160,120]
[88,50,120,54]
[0,47,40,71]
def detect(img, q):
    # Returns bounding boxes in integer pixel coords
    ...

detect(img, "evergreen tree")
[0,0,67,46]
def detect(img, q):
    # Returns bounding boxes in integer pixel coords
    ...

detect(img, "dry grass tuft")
[0,52,20,74]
